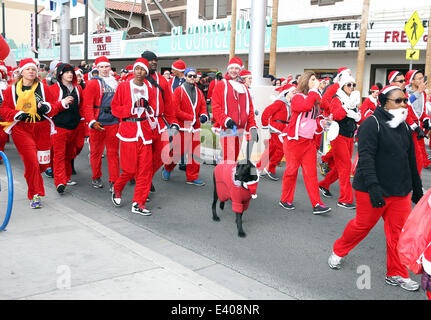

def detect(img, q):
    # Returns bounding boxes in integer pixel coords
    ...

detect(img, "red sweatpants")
[11,121,51,199]
[319,135,354,203]
[280,137,322,207]
[0,128,8,151]
[333,190,411,278]
[413,133,424,176]
[52,127,79,187]
[89,123,120,183]
[164,131,201,181]
[220,135,243,163]
[114,139,152,204]
[257,132,284,175]
[419,137,431,168]
[152,129,169,177]
[74,120,86,157]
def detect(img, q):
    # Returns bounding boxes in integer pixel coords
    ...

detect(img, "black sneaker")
[179,164,187,171]
[319,186,333,198]
[264,168,279,181]
[132,202,152,216]
[109,182,114,193]
[129,178,136,185]
[279,201,295,210]
[150,183,155,193]
[337,202,356,210]
[111,190,122,207]
[313,204,331,215]
[44,168,54,178]
[92,178,104,188]
[56,184,66,194]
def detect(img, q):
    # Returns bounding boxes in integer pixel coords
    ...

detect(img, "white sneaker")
[328,252,343,270]
[385,276,420,291]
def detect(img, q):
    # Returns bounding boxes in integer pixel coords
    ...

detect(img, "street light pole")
[1,0,5,38]
[248,0,267,86]
[60,0,70,63]
[355,0,370,97]
[84,0,88,62]
[34,0,38,58]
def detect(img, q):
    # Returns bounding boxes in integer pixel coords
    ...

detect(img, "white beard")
[386,108,408,128]
[102,75,118,90]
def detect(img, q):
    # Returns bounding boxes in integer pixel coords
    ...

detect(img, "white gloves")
[346,109,361,122]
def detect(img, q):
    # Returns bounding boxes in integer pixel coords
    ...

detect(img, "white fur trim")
[133,62,149,74]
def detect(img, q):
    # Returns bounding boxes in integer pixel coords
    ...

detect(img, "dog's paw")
[238,231,246,238]
[212,216,220,222]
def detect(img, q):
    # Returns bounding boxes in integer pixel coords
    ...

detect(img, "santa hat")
[171,59,186,72]
[277,84,296,97]
[337,67,350,75]
[227,57,243,70]
[18,58,38,73]
[388,71,401,83]
[95,56,111,68]
[405,69,422,85]
[0,60,7,74]
[74,68,83,77]
[338,74,356,89]
[133,58,149,74]
[370,85,379,92]
[197,72,202,77]
[239,69,252,78]
[380,85,401,96]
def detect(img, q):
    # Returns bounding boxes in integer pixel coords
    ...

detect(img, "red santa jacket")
[83,77,118,129]
[214,162,258,214]
[359,96,377,124]
[260,98,290,133]
[148,72,177,132]
[207,79,220,101]
[0,81,64,134]
[282,89,321,141]
[49,81,85,118]
[211,76,257,134]
[111,80,157,144]
[321,83,339,117]
[173,83,208,133]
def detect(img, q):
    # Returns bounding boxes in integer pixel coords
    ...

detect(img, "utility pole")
[1,0,5,38]
[84,0,89,62]
[34,0,38,58]
[229,0,237,60]
[248,0,267,86]
[425,7,431,91]
[268,0,279,77]
[60,0,70,63]
[355,0,370,97]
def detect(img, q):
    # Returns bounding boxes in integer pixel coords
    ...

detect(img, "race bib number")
[37,150,51,164]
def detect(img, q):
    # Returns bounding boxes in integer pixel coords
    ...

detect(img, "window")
[171,15,180,27]
[217,0,227,18]
[71,18,77,35]
[78,17,85,35]
[109,18,128,29]
[199,0,214,20]
[152,19,159,31]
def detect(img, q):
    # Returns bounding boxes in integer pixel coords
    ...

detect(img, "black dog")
[212,160,259,238]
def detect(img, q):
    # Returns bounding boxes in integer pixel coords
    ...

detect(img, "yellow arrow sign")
[406,48,420,60]
[404,11,424,48]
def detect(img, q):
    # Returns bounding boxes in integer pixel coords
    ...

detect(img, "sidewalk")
[0,173,246,300]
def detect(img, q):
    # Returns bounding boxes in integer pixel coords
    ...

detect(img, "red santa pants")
[333,190,411,278]
[280,137,322,207]
[413,133,424,176]
[89,123,120,183]
[114,138,152,204]
[0,128,8,151]
[52,127,79,187]
[74,120,86,157]
[164,131,201,181]
[257,133,284,174]
[319,135,354,203]
[152,129,169,177]
[220,135,243,163]
[419,137,431,168]
[11,121,51,199]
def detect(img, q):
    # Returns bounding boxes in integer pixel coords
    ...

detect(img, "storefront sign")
[88,31,124,59]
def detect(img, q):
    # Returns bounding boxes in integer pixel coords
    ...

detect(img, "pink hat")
[133,58,149,74]
[172,59,186,72]
[227,57,243,70]
[95,56,111,68]
[388,71,401,83]
[18,58,38,73]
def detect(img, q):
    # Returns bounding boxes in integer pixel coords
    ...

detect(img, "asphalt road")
[3,139,431,300]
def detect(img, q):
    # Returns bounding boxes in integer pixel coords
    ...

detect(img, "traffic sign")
[404,11,424,48]
[406,48,420,60]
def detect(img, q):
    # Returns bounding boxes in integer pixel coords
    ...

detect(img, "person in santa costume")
[257,84,296,181]
[279,72,331,215]
[404,69,431,171]
[169,59,186,93]
[359,85,379,123]
[318,75,361,209]
[207,71,223,103]
[0,58,67,208]
[328,85,423,292]
[211,57,258,162]
[110,58,157,215]
[49,63,84,194]
[162,67,208,186]
[318,67,351,177]
[0,62,9,159]
[83,56,120,191]
[140,50,178,193]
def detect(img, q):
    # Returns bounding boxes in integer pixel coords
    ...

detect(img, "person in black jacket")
[327,85,424,292]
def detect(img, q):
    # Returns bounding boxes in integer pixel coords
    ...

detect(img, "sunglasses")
[387,98,408,104]
[394,79,406,83]
[346,83,356,88]
[187,74,197,78]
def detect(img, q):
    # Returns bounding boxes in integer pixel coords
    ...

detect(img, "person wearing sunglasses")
[328,85,423,292]
[318,75,361,210]
[405,69,431,173]
[162,67,208,186]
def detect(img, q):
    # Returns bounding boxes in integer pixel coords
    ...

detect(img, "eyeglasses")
[187,75,197,78]
[387,98,408,104]
[393,79,406,83]
[346,83,356,88]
